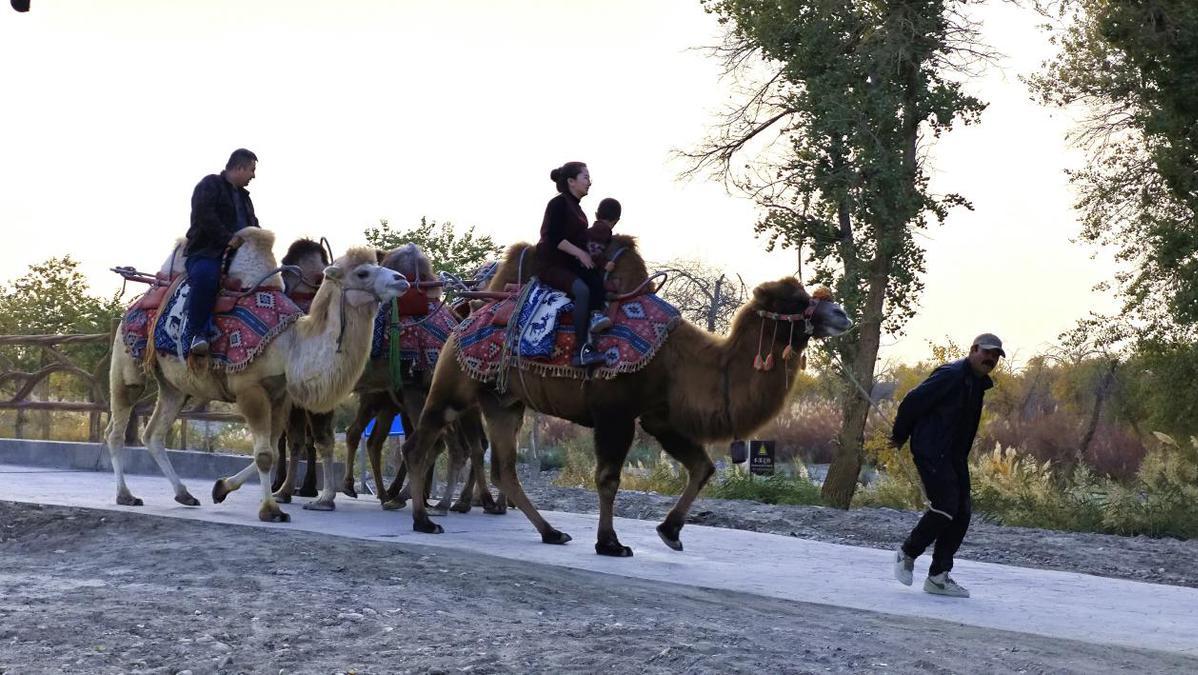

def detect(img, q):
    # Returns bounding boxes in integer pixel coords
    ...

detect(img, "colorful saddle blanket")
[370,299,463,370]
[455,288,681,382]
[122,279,303,372]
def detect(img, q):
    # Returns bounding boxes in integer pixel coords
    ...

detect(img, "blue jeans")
[184,255,221,344]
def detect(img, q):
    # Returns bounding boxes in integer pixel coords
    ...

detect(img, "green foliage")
[708,468,824,506]
[364,217,502,279]
[0,256,124,398]
[1030,0,1198,331]
[696,0,986,334]
[858,441,1198,539]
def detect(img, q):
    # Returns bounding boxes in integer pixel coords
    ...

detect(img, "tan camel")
[104,229,409,521]
[341,243,498,514]
[401,238,852,554]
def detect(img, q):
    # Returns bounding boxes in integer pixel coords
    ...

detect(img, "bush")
[707,467,823,505]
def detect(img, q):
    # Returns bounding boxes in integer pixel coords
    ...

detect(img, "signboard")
[749,440,775,476]
[729,440,747,464]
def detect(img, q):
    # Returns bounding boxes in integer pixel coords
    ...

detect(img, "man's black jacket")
[891,358,993,461]
[185,172,258,258]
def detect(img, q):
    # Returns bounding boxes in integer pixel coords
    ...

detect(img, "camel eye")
[356,269,369,279]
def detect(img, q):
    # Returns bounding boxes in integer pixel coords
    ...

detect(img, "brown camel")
[401,238,852,555]
[271,237,332,502]
[341,243,498,514]
[104,229,409,521]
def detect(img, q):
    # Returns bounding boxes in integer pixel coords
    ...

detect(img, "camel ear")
[323,264,343,281]
[753,281,785,309]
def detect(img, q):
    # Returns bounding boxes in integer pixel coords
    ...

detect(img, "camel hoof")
[596,541,634,557]
[274,492,292,504]
[541,529,572,545]
[430,504,450,517]
[174,493,200,507]
[297,486,318,498]
[259,510,291,523]
[656,523,684,551]
[381,499,407,511]
[116,494,143,507]
[450,501,471,514]
[342,483,359,499]
[483,502,507,515]
[211,479,231,504]
[303,501,335,512]
[413,519,443,534]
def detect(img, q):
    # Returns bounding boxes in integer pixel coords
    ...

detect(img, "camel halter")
[753,299,822,374]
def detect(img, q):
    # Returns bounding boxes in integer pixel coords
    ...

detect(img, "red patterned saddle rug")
[370,299,463,371]
[122,275,303,372]
[455,292,681,383]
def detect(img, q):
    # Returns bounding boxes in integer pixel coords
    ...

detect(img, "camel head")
[601,234,651,296]
[281,238,330,294]
[750,278,853,347]
[383,243,441,300]
[322,246,410,307]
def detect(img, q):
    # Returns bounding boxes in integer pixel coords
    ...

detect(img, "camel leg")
[105,382,143,506]
[387,407,418,504]
[477,395,568,544]
[272,406,305,503]
[641,419,715,552]
[298,434,319,497]
[302,410,338,511]
[342,397,374,498]
[271,432,288,493]
[214,386,289,523]
[366,409,402,509]
[433,426,466,515]
[593,416,636,557]
[142,377,200,506]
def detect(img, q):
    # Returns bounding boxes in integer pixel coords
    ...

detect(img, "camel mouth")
[385,275,411,298]
[814,303,853,337]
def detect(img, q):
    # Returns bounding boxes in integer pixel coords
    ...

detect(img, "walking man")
[891,333,1004,598]
[183,148,259,355]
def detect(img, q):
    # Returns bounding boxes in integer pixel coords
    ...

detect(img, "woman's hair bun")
[549,168,562,182]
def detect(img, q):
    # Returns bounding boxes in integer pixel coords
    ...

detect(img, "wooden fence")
[0,323,243,445]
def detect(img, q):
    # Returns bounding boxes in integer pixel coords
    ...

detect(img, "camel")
[271,237,334,503]
[401,237,852,555]
[104,228,409,521]
[341,243,498,515]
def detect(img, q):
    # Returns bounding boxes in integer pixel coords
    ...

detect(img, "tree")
[0,256,124,372]
[1030,1,1198,335]
[654,259,748,333]
[686,0,990,506]
[364,217,503,279]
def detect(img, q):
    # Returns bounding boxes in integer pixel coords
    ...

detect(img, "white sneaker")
[589,311,613,334]
[924,572,970,598]
[893,549,914,586]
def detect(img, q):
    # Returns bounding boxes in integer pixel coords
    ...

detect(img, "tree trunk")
[707,276,724,333]
[821,258,888,508]
[1078,360,1118,463]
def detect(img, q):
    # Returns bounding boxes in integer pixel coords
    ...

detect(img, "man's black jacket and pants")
[183,172,258,345]
[892,358,992,576]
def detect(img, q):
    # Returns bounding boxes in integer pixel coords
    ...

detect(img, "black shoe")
[573,343,605,367]
[189,336,210,357]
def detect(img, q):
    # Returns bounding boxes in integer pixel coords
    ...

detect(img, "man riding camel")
[183,148,259,356]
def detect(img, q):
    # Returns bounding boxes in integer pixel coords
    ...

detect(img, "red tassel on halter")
[754,354,765,370]
[763,353,775,371]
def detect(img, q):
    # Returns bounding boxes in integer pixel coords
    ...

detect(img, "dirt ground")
[0,500,1195,675]
[519,469,1198,589]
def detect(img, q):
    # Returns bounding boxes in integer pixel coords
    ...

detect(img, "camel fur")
[104,233,409,521]
[401,238,853,554]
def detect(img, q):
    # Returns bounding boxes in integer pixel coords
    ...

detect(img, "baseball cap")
[971,333,1006,357]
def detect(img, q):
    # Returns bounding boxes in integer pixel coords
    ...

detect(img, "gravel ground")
[2,500,1195,675]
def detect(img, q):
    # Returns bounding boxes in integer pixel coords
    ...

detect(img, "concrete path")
[2,464,1195,657]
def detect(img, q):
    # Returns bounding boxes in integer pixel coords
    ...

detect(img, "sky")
[0,0,1115,366]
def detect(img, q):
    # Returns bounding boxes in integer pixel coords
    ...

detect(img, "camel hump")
[155,228,282,291]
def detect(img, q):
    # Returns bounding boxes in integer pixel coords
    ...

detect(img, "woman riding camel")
[535,161,612,367]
